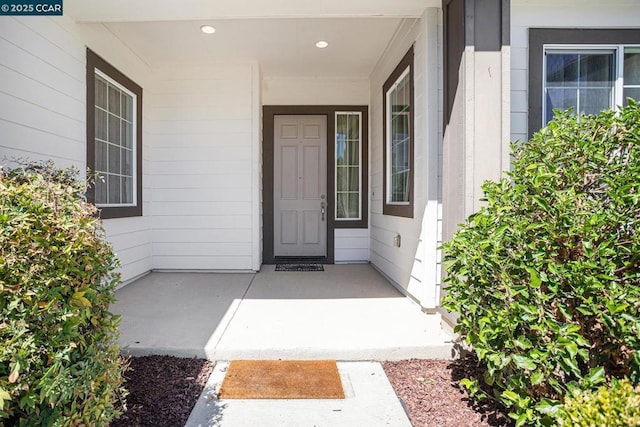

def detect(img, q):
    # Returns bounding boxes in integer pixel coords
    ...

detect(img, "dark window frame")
[86,48,143,219]
[528,28,640,139]
[383,46,414,218]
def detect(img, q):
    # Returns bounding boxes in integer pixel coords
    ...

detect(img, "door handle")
[321,201,326,221]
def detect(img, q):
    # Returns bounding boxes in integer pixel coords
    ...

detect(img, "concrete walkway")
[185,361,412,427]
[112,264,453,360]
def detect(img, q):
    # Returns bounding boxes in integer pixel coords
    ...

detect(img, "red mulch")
[111,356,213,427]
[383,357,512,427]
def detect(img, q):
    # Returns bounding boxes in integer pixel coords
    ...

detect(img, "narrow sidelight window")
[335,112,362,220]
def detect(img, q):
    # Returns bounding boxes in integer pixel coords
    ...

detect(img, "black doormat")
[275,263,325,272]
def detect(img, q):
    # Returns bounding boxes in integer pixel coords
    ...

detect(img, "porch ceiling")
[67,1,437,78]
[66,0,440,22]
[89,18,412,78]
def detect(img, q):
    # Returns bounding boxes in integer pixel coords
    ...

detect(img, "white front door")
[274,115,327,257]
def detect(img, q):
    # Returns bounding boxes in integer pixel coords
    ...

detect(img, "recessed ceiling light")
[200,25,216,34]
[315,40,329,49]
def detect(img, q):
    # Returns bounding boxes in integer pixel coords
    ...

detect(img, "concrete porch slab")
[112,264,454,361]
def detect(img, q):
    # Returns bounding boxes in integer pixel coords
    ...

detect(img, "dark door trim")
[263,105,369,265]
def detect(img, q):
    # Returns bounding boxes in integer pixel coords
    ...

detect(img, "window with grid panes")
[93,72,135,206]
[543,46,640,125]
[335,112,362,220]
[86,49,142,218]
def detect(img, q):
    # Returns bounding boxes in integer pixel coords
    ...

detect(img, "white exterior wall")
[511,0,640,143]
[149,63,261,271]
[369,10,442,308]
[262,77,369,105]
[0,16,153,283]
[335,229,369,262]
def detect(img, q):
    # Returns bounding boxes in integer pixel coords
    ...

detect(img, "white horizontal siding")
[369,10,442,308]
[152,215,252,229]
[153,255,253,271]
[151,201,252,216]
[510,0,640,142]
[150,160,249,176]
[150,63,260,271]
[151,133,252,148]
[153,229,252,243]
[149,119,252,135]
[0,16,153,282]
[335,228,370,262]
[262,77,370,105]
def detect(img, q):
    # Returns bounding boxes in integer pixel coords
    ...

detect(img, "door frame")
[263,105,368,264]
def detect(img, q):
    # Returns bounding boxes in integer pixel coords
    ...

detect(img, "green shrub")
[0,162,126,426]
[442,100,640,426]
[558,378,640,426]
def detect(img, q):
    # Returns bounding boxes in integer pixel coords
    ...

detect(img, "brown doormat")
[219,360,345,399]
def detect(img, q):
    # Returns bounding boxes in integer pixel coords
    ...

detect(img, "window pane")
[122,92,133,121]
[392,171,410,203]
[337,167,348,191]
[95,107,107,141]
[95,140,108,172]
[348,140,359,166]
[108,143,120,174]
[347,166,359,192]
[108,114,121,145]
[108,174,121,204]
[347,114,360,140]
[579,53,614,87]
[546,53,578,87]
[624,49,640,86]
[546,88,577,122]
[95,175,107,204]
[121,121,133,149]
[580,88,612,116]
[122,148,133,176]
[344,141,354,165]
[336,115,347,138]
[121,177,133,204]
[108,84,121,116]
[335,193,360,219]
[95,76,107,109]
[336,166,360,192]
[346,193,359,219]
[336,134,347,165]
[624,88,640,105]
[336,193,348,219]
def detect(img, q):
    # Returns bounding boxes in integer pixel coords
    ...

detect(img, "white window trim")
[94,69,138,208]
[385,66,411,206]
[542,43,640,127]
[334,111,362,221]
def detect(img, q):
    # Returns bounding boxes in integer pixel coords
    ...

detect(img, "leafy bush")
[442,100,640,426]
[0,162,126,426]
[557,378,640,426]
